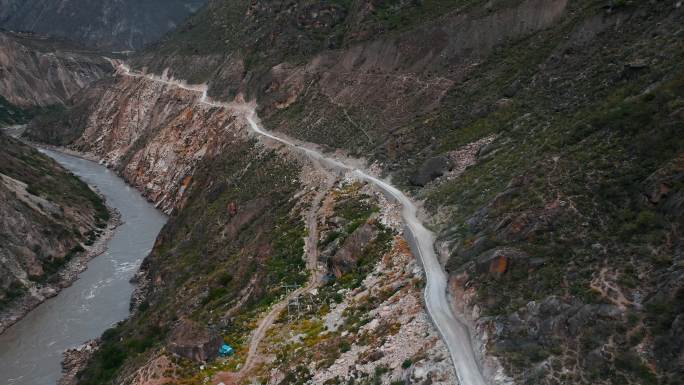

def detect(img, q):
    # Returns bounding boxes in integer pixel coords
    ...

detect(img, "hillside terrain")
[0,0,208,50]
[0,31,112,332]
[0,95,32,127]
[0,29,115,335]
[0,29,113,126]
[25,0,684,384]
[0,132,111,334]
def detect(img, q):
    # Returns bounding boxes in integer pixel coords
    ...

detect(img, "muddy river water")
[0,149,166,385]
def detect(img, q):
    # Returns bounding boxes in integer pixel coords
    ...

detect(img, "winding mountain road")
[115,64,487,385]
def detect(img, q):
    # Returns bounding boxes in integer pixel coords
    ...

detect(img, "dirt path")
[590,267,633,310]
[213,169,335,384]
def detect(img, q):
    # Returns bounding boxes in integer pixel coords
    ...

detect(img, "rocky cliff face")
[59,74,244,213]
[0,0,208,51]
[0,31,112,108]
[0,133,111,333]
[28,0,684,384]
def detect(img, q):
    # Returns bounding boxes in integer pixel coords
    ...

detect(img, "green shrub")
[402,358,413,369]
[279,365,312,385]
[339,340,351,353]
[614,352,656,382]
[203,287,228,304]
[635,210,660,230]
[218,272,233,286]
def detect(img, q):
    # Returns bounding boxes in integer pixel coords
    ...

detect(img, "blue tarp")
[219,343,234,356]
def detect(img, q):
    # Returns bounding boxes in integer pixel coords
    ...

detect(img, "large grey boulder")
[329,223,379,278]
[409,156,452,186]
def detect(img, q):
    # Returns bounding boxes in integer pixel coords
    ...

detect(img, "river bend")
[0,149,166,385]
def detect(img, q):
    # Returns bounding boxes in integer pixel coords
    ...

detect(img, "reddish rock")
[489,255,509,276]
[227,201,238,216]
[476,247,528,278]
[648,183,670,204]
[180,175,193,189]
[184,108,194,120]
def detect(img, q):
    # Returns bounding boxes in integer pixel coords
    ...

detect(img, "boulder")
[476,247,529,277]
[59,340,99,385]
[227,201,238,216]
[477,141,499,158]
[529,257,547,269]
[329,223,378,278]
[409,156,452,186]
[625,58,648,69]
[360,349,384,364]
[168,319,223,362]
[457,235,496,261]
[503,79,522,97]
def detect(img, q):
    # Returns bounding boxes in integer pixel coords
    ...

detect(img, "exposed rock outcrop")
[330,222,379,278]
[59,340,99,385]
[409,156,453,186]
[475,247,529,277]
[24,71,247,213]
[168,319,223,363]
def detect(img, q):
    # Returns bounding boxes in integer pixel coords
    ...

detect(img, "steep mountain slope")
[27,0,684,384]
[0,0,208,51]
[0,28,115,330]
[0,132,111,333]
[0,31,113,108]
[25,69,458,385]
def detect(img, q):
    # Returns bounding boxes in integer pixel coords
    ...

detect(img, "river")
[0,149,167,385]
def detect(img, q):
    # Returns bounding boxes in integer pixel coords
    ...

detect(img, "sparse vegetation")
[0,133,110,313]
[27,0,683,384]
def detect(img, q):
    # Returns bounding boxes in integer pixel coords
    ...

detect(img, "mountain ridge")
[0,0,208,50]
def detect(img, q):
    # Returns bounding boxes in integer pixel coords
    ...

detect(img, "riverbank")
[59,339,100,385]
[0,146,167,385]
[3,128,158,384]
[0,205,121,336]
[0,124,123,335]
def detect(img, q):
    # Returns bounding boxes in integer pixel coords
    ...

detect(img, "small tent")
[219,343,234,357]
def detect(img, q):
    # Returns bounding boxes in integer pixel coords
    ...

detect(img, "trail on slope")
[114,64,487,385]
[214,171,335,383]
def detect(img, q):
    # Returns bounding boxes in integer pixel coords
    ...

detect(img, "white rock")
[367,319,380,330]
[413,365,427,379]
[472,304,481,319]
